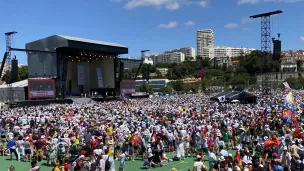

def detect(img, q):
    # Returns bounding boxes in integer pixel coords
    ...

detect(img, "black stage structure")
[250,10,282,95]
[25,35,128,99]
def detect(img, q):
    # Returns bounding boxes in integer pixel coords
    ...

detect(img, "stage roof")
[0,79,28,88]
[26,35,128,54]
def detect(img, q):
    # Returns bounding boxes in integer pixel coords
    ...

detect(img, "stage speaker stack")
[11,57,18,83]
[272,39,281,60]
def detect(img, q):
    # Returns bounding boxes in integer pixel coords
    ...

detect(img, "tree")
[1,70,11,84]
[18,65,28,80]
[1,65,28,83]
[297,60,303,71]
[169,80,184,91]
[136,83,154,94]
[160,86,172,94]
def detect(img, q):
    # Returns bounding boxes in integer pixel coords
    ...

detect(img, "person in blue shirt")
[7,138,18,161]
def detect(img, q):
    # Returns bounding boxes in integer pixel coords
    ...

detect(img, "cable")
[278,14,280,39]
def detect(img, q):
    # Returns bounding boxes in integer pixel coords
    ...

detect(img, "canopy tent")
[210,91,257,104]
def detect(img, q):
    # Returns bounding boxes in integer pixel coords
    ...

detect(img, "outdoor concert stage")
[25,35,128,99]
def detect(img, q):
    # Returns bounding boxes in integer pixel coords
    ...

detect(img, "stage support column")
[114,57,119,96]
[56,53,68,99]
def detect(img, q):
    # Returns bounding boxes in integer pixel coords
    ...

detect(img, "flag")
[218,96,225,103]
[263,108,267,118]
[295,123,301,138]
[292,113,297,123]
[283,82,291,89]
[287,92,294,104]
[282,109,292,123]
[235,150,241,166]
[264,139,281,149]
[178,106,183,112]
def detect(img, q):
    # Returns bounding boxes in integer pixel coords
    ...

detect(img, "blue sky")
[0,0,304,64]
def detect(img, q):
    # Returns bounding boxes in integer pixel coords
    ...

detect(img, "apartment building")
[149,52,185,64]
[165,47,196,59]
[197,29,214,57]
[202,46,255,59]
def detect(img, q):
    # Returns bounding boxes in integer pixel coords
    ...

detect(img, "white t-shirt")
[194,161,204,171]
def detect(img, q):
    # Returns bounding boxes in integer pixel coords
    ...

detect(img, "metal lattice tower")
[5,31,17,102]
[250,11,282,95]
[261,16,271,52]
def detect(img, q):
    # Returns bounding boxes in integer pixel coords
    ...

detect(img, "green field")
[0,151,235,171]
[0,153,201,171]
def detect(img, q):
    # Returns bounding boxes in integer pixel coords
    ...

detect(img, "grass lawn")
[0,151,235,171]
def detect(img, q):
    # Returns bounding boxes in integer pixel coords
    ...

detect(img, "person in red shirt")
[89,136,97,150]
[34,136,46,162]
[63,159,71,171]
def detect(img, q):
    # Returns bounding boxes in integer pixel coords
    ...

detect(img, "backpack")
[105,156,111,170]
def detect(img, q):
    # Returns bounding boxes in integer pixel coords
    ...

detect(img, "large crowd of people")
[0,89,304,171]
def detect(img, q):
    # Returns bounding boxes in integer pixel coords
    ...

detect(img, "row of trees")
[1,65,28,84]
[124,50,285,93]
[284,75,304,90]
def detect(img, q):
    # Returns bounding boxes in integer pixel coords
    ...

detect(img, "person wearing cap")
[193,155,207,171]
[280,146,291,170]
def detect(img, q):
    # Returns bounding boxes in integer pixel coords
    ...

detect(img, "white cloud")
[264,0,304,2]
[241,17,253,24]
[123,0,209,10]
[184,20,195,26]
[166,1,180,10]
[225,23,239,28]
[300,36,304,41]
[159,21,177,28]
[237,0,304,4]
[125,0,175,9]
[237,0,260,4]
[199,1,208,7]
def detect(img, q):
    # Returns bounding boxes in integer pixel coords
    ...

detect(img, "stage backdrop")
[66,58,114,95]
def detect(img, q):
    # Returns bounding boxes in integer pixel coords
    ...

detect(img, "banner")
[218,96,225,103]
[96,68,104,88]
[28,79,56,99]
[120,80,136,95]
[77,65,84,85]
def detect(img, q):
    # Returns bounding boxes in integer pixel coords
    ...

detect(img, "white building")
[201,46,255,59]
[197,29,214,57]
[143,57,154,65]
[149,52,185,64]
[165,47,196,60]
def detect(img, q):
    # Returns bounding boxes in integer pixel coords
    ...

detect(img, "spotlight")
[99,55,101,57]
[90,58,92,60]
[68,56,71,58]
[78,59,80,62]
[72,60,74,62]
[87,60,90,63]
[80,53,83,56]
[76,56,78,58]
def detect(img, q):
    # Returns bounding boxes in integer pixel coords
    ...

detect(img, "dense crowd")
[0,89,304,171]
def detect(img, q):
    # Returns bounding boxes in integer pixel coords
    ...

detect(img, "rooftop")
[58,35,127,48]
